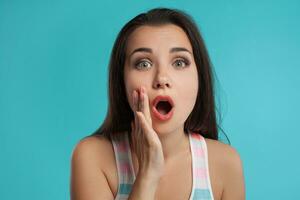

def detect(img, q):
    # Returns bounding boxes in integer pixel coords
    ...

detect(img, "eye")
[173,58,190,68]
[134,60,152,70]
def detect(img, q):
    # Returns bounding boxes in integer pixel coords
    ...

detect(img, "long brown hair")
[86,7,230,144]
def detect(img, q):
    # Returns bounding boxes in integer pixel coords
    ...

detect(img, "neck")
[130,126,190,168]
[157,127,190,163]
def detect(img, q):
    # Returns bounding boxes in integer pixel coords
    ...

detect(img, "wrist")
[138,168,162,182]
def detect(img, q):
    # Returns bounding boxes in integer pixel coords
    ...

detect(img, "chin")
[152,119,183,136]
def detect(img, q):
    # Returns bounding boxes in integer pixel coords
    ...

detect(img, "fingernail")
[141,86,144,93]
[140,86,144,94]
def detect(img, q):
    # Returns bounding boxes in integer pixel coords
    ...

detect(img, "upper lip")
[152,95,175,108]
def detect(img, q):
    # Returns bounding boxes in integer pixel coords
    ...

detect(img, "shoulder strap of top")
[189,132,215,200]
[111,132,135,199]
[111,131,214,200]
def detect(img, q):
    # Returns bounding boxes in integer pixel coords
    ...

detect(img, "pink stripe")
[195,147,204,156]
[120,163,130,173]
[191,133,203,140]
[117,141,127,152]
[195,167,207,179]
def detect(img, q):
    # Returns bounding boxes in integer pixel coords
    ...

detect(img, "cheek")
[176,69,198,95]
[124,76,136,109]
[124,71,151,109]
[188,77,199,111]
[181,84,198,112]
[176,72,198,118]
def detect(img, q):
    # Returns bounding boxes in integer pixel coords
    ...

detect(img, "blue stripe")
[193,188,212,199]
[119,183,132,194]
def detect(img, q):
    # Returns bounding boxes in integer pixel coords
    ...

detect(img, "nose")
[153,73,172,89]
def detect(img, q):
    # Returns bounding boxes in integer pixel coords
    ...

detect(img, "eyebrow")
[129,47,192,57]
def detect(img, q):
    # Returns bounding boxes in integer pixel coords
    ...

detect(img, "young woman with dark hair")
[71,7,245,200]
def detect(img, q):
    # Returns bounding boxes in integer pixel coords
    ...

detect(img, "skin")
[124,24,200,199]
[70,24,246,200]
[124,24,198,164]
[123,24,245,199]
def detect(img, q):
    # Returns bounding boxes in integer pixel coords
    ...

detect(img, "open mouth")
[152,95,174,121]
[155,100,173,115]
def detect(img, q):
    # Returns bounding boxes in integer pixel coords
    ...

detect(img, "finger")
[139,86,144,113]
[135,89,144,159]
[133,90,139,135]
[140,86,152,125]
[132,90,138,112]
[134,111,140,146]
[130,121,136,152]
[137,89,141,112]
[135,88,141,112]
[137,89,148,149]
[133,90,142,155]
[136,111,156,146]
[132,91,139,151]
[135,111,144,162]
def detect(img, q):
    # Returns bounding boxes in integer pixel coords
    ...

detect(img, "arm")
[70,136,161,200]
[127,87,164,199]
[70,137,114,200]
[128,171,160,200]
[221,147,246,200]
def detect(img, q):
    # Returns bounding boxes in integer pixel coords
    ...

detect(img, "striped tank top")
[111,131,215,200]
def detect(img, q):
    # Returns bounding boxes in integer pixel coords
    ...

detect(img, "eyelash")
[134,58,190,70]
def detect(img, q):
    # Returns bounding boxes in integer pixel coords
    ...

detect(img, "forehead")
[126,24,193,54]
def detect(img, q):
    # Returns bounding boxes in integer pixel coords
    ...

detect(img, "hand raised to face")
[130,86,165,179]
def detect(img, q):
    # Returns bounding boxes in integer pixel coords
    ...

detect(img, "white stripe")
[126,132,136,180]
[202,137,215,200]
[111,137,122,199]
[188,132,195,200]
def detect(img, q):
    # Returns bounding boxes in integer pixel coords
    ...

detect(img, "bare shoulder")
[204,138,246,200]
[71,135,112,164]
[70,135,116,200]
[204,138,242,164]
[73,134,112,151]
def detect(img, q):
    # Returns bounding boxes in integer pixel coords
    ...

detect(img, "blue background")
[1,0,299,199]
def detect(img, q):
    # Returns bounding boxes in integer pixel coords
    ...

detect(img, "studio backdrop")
[0,0,299,199]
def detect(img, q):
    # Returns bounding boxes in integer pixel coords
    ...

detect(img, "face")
[124,24,198,135]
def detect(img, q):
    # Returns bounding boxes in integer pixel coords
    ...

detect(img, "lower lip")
[152,106,174,121]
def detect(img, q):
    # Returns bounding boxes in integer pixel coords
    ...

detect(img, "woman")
[70,7,245,200]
